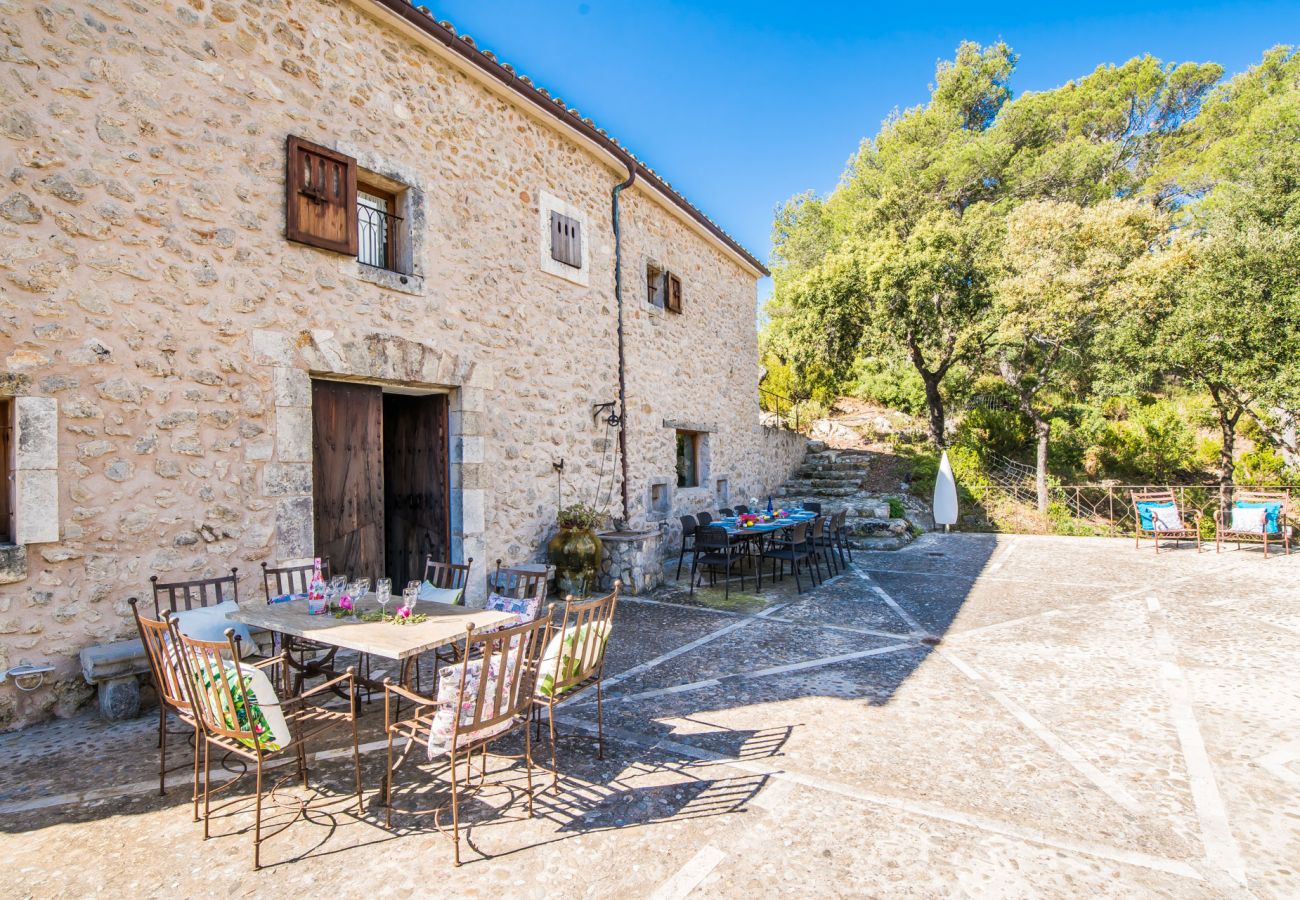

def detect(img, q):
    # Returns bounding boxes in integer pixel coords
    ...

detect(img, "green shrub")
[884,496,906,518]
[1106,400,1196,481]
[1235,446,1295,486]
[850,357,929,417]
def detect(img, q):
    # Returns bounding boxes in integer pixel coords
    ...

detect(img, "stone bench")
[80,629,275,721]
[80,638,150,721]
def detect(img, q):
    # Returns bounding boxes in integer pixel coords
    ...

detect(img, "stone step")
[775,485,859,498]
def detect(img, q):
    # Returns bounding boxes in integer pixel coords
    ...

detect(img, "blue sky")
[433,1,1299,295]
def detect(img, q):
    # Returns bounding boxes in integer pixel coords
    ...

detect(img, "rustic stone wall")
[0,0,790,729]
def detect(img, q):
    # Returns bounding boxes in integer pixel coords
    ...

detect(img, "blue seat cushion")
[1234,501,1282,534]
[1135,500,1177,531]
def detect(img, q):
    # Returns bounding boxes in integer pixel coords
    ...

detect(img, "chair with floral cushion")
[1215,490,1291,558]
[1131,489,1202,553]
[382,612,554,866]
[532,584,620,792]
[434,560,548,674]
[171,624,363,870]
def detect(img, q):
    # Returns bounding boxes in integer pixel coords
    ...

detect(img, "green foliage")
[884,496,907,518]
[1234,446,1296,486]
[851,357,930,417]
[1111,402,1197,481]
[556,503,601,530]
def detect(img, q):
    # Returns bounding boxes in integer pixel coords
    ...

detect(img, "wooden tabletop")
[225,596,517,661]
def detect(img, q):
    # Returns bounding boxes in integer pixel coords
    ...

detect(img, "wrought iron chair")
[172,625,363,870]
[1215,490,1291,558]
[532,585,619,793]
[151,568,239,619]
[1131,489,1202,553]
[689,524,747,600]
[384,612,554,866]
[761,521,817,593]
[719,507,736,518]
[735,505,750,515]
[802,501,822,514]
[696,511,714,527]
[674,514,698,581]
[422,556,475,600]
[129,598,201,807]
[261,558,334,658]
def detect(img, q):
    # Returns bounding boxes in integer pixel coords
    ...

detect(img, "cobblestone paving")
[2,534,1297,898]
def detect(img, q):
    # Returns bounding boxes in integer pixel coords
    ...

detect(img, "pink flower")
[396,606,411,619]
[339,596,353,612]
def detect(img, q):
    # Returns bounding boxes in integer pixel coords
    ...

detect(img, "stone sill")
[349,261,426,296]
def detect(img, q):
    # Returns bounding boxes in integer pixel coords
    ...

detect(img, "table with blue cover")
[701,510,819,590]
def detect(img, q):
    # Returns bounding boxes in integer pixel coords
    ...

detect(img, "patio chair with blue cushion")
[1131,489,1201,554]
[1215,490,1291,558]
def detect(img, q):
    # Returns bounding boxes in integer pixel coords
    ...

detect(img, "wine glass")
[403,582,420,615]
[328,575,347,605]
[349,578,370,613]
[375,578,392,619]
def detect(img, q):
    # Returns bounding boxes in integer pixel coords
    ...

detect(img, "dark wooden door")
[312,380,384,579]
[383,393,450,585]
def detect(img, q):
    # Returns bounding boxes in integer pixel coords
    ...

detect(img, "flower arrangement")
[338,606,428,625]
[556,502,602,530]
[737,513,761,528]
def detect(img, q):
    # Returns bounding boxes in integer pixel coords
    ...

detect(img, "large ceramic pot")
[547,527,603,598]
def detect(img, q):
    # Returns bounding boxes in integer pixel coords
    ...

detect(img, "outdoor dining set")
[676,501,854,599]
[129,557,619,869]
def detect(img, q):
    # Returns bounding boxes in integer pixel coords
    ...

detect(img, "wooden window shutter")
[666,272,683,313]
[286,135,358,256]
[550,211,582,269]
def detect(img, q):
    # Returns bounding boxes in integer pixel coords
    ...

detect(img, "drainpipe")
[611,157,637,525]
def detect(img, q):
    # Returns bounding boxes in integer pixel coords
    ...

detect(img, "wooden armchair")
[533,584,620,792]
[1215,490,1291,558]
[1131,490,1202,553]
[383,612,554,866]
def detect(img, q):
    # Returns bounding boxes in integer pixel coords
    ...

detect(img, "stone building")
[0,0,805,728]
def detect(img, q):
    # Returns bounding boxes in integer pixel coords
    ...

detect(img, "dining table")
[707,509,819,590]
[225,593,517,694]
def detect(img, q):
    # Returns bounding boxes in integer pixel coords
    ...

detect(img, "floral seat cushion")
[536,622,611,699]
[192,661,292,751]
[482,592,543,629]
[427,645,522,759]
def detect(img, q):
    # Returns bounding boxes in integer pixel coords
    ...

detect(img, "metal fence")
[759,387,802,433]
[961,478,1298,536]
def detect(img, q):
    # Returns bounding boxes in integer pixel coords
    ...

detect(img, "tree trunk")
[1208,384,1240,519]
[1033,416,1051,513]
[921,371,946,450]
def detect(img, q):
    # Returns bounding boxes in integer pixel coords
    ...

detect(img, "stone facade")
[0,0,804,729]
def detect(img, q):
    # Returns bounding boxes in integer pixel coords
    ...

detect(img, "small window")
[550,211,582,269]
[716,478,729,507]
[357,186,400,271]
[647,262,665,308]
[0,399,11,543]
[647,262,682,313]
[676,430,701,488]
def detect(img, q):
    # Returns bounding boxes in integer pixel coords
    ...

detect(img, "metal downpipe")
[612,159,636,524]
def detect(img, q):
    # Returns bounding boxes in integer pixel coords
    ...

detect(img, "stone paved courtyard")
[2,534,1298,898]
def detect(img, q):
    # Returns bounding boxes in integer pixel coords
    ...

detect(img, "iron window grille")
[357,191,402,271]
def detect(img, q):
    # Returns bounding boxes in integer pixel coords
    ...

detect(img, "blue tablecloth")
[713,510,817,536]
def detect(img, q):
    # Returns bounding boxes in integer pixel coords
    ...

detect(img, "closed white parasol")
[933,450,958,529]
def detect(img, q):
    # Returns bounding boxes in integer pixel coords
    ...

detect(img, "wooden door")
[383,393,450,585]
[312,380,384,579]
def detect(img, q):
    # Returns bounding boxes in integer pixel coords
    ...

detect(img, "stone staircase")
[773,441,927,550]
